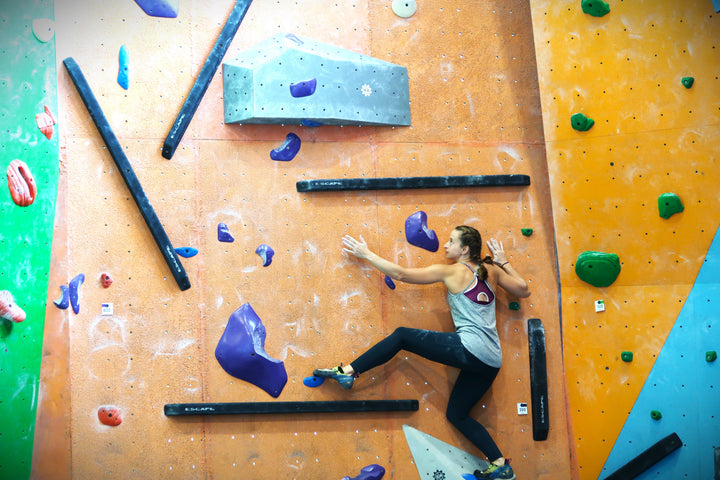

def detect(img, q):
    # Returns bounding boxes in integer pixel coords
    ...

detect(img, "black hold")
[164,399,419,415]
[602,433,682,480]
[528,318,549,441]
[296,174,531,192]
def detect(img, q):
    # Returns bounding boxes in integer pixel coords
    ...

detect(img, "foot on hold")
[313,365,355,390]
[474,459,515,480]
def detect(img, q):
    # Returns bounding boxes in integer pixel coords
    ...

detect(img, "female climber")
[313,226,530,480]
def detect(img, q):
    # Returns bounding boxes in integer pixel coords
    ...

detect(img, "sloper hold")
[289,78,317,98]
[342,464,385,480]
[223,33,411,126]
[133,0,179,18]
[658,192,684,219]
[402,425,490,479]
[404,211,439,252]
[215,303,287,398]
[97,406,122,426]
[575,251,621,287]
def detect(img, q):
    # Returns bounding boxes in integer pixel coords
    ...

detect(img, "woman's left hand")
[343,234,371,259]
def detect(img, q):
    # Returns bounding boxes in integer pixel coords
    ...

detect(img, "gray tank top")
[446,266,502,368]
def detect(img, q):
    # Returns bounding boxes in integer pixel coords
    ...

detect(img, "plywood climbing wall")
[30,0,574,479]
[528,1,720,478]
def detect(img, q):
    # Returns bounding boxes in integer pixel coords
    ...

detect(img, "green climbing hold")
[650,410,662,421]
[706,351,717,362]
[575,251,621,288]
[581,0,610,17]
[521,228,533,237]
[571,112,595,131]
[681,77,694,89]
[658,192,684,219]
[509,302,520,311]
[621,351,633,362]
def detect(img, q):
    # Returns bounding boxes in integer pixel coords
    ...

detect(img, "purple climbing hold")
[270,133,301,161]
[53,284,70,310]
[289,78,317,98]
[218,223,234,243]
[342,464,386,480]
[404,211,439,252]
[215,303,288,398]
[175,247,199,258]
[301,119,323,127]
[384,275,396,290]
[117,45,129,90]
[68,273,85,314]
[255,244,275,267]
[303,375,325,387]
[133,0,179,18]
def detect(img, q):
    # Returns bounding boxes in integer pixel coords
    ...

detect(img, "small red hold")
[98,406,122,426]
[35,105,56,140]
[6,159,37,207]
[100,273,113,288]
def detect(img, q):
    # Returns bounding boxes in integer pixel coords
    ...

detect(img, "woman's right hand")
[342,234,371,259]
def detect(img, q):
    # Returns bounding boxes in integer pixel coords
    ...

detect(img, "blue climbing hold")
[342,464,386,480]
[303,375,325,388]
[289,78,317,98]
[270,133,301,161]
[175,247,199,258]
[133,0,179,18]
[218,223,234,243]
[53,284,69,310]
[301,119,323,127]
[215,303,288,398]
[255,244,275,266]
[404,211,439,252]
[384,275,396,290]
[69,273,85,314]
[117,45,129,90]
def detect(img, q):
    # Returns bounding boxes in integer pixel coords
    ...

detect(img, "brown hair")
[455,225,493,280]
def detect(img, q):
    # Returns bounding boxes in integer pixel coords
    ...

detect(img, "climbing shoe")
[312,366,355,390]
[474,459,516,480]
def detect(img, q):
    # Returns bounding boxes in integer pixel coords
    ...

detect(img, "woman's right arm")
[486,238,531,298]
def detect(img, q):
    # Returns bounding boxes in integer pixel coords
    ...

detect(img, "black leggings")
[350,326,503,460]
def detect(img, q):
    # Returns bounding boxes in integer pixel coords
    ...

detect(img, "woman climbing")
[313,226,530,480]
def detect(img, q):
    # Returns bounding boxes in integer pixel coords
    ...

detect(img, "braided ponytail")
[455,225,493,280]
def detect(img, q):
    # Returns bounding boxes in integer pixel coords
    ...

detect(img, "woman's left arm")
[487,238,531,298]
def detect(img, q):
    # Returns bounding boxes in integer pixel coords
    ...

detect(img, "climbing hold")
[385,275,396,290]
[97,406,122,426]
[53,285,70,310]
[681,77,694,89]
[100,273,113,288]
[0,319,12,338]
[509,302,520,311]
[301,119,323,127]
[581,0,610,17]
[621,351,633,362]
[133,0,179,18]
[392,0,417,18]
[32,18,55,43]
[658,192,684,219]
[706,351,717,362]
[117,45,129,90]
[6,159,37,207]
[0,290,26,323]
[521,228,533,236]
[575,251,621,287]
[303,376,325,388]
[571,112,595,131]
[289,78,317,98]
[175,247,199,258]
[404,211,439,252]
[35,104,56,140]
[650,410,662,421]
[218,223,235,243]
[255,244,275,267]
[215,303,288,398]
[342,464,386,480]
[270,133,301,161]
[69,273,85,314]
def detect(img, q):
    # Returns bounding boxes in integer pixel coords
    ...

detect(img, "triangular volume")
[600,224,720,480]
[402,425,489,479]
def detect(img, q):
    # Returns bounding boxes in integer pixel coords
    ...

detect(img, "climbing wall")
[0,1,60,478]
[527,1,720,478]
[31,0,574,478]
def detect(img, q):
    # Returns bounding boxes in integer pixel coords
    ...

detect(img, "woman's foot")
[474,458,515,480]
[312,365,355,390]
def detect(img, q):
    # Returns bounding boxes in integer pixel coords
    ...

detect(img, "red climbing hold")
[35,104,56,140]
[97,406,122,426]
[6,159,37,207]
[100,273,113,288]
[0,290,26,323]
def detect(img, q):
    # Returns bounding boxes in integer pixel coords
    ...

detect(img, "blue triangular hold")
[402,425,489,479]
[133,0,179,18]
[599,224,720,479]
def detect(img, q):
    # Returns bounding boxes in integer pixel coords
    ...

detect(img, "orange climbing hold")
[6,159,37,207]
[97,406,122,426]
[35,104,56,140]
